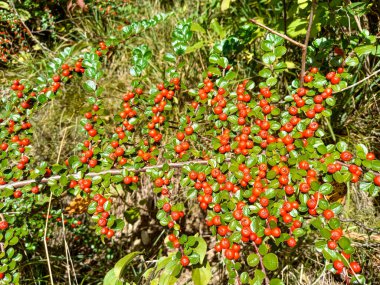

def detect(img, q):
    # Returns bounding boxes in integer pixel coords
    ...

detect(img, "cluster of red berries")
[154,177,170,195]
[215,238,243,260]
[83,105,100,138]
[333,259,361,275]
[93,194,114,238]
[147,78,179,144]
[234,126,254,156]
[159,174,189,266]
[188,170,216,209]
[174,131,190,157]
[96,41,108,56]
[70,179,92,194]
[11,80,33,105]
[198,75,215,101]
[80,141,98,168]
[216,129,231,154]
[123,175,139,185]
[174,124,193,158]
[157,175,184,228]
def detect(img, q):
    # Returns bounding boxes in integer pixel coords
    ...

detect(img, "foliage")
[0,1,380,285]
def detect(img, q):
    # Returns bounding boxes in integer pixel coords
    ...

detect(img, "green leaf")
[336,141,348,152]
[270,279,285,285]
[210,18,226,38]
[328,218,341,229]
[354,45,376,56]
[319,183,333,195]
[259,68,272,78]
[251,269,265,285]
[345,56,359,66]
[191,22,206,33]
[103,269,123,285]
[266,77,278,86]
[338,237,351,250]
[186,41,204,54]
[164,53,176,62]
[83,80,97,92]
[262,53,276,65]
[114,251,142,279]
[193,237,207,263]
[38,94,47,104]
[113,219,125,230]
[9,237,18,246]
[372,160,380,171]
[221,0,231,11]
[356,144,368,159]
[188,252,200,264]
[293,228,306,237]
[326,97,336,106]
[192,262,212,285]
[0,1,10,10]
[263,253,278,271]
[158,270,178,285]
[247,253,260,267]
[17,9,31,21]
[274,46,286,58]
[287,19,308,37]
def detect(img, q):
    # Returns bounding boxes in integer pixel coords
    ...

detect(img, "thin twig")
[340,219,380,235]
[335,160,380,176]
[249,19,305,49]
[61,212,72,285]
[333,69,380,93]
[0,159,213,190]
[300,0,317,87]
[253,243,269,285]
[8,0,52,55]
[43,192,54,285]
[344,0,363,32]
[282,0,287,35]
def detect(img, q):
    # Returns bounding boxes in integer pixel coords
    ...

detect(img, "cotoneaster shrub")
[0,10,379,285]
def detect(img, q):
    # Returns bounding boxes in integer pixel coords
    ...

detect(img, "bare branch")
[300,0,317,87]
[249,19,305,49]
[0,159,212,190]
[253,243,270,285]
[333,69,380,93]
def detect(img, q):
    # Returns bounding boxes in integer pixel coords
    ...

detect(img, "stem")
[61,212,72,285]
[344,182,351,218]
[43,192,54,285]
[335,161,380,179]
[334,69,380,93]
[282,0,287,35]
[253,243,269,285]
[325,117,336,142]
[340,219,380,235]
[300,0,317,87]
[0,159,213,190]
[249,19,305,49]
[8,0,51,55]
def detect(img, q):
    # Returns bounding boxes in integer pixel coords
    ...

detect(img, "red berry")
[0,221,9,230]
[350,261,361,273]
[328,240,337,250]
[287,237,297,247]
[323,209,334,220]
[374,176,380,186]
[180,255,190,267]
[340,151,353,161]
[333,260,344,270]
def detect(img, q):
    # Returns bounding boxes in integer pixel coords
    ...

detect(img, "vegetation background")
[0,0,379,284]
